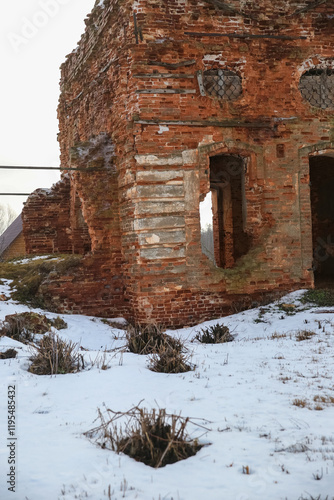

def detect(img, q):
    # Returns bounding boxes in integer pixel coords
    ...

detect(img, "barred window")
[299,68,334,109]
[202,69,242,100]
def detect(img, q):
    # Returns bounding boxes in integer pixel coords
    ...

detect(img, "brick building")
[0,215,25,260]
[22,0,334,326]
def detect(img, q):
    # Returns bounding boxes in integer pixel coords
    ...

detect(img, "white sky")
[0,0,97,215]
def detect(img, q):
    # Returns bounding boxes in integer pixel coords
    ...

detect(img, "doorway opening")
[310,154,334,285]
[200,154,250,268]
[71,191,92,255]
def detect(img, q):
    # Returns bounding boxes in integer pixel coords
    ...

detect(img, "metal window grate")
[299,68,334,109]
[203,69,242,100]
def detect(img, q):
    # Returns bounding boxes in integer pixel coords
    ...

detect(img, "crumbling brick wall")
[22,178,72,255]
[23,0,334,326]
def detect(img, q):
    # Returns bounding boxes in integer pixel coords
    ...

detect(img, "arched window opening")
[299,68,334,109]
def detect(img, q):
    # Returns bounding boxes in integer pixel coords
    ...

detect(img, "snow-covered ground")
[1,278,334,500]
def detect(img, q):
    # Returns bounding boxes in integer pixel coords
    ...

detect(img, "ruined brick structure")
[22,0,334,326]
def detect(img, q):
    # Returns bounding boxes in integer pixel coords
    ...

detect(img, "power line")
[0,166,59,196]
[0,165,80,171]
[0,165,101,195]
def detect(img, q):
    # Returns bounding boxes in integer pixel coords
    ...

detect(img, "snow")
[11,255,61,265]
[1,281,334,500]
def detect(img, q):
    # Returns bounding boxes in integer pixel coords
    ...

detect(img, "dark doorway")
[71,191,92,255]
[208,154,250,268]
[310,155,334,284]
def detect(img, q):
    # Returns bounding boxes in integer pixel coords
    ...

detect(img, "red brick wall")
[22,0,334,326]
[22,178,72,255]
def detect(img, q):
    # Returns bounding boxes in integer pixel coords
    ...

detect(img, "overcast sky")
[0,0,97,215]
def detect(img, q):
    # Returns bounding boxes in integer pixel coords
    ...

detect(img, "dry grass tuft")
[291,394,334,411]
[270,332,288,340]
[29,333,84,375]
[313,395,334,407]
[148,343,194,374]
[85,404,204,468]
[293,398,308,408]
[296,330,316,342]
[0,314,34,344]
[298,496,334,500]
[0,349,17,359]
[195,323,234,344]
[0,312,67,345]
[126,324,181,355]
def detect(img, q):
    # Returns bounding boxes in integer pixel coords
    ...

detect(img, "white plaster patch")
[135,154,183,165]
[203,54,227,63]
[182,149,197,164]
[145,234,160,244]
[199,135,214,146]
[158,125,170,134]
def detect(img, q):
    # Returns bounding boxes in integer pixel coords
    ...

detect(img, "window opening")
[299,68,334,109]
[202,154,250,268]
[71,191,91,255]
[202,69,242,100]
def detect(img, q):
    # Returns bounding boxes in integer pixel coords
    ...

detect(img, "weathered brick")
[21,0,334,327]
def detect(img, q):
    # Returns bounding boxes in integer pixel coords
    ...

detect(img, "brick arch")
[298,142,334,177]
[297,56,334,78]
[197,140,263,200]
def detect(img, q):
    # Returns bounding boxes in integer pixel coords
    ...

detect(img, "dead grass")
[85,404,204,468]
[89,349,112,371]
[148,344,194,374]
[195,323,234,344]
[292,394,334,411]
[278,303,297,315]
[0,314,34,344]
[0,255,82,308]
[293,398,308,408]
[298,496,334,500]
[296,330,316,342]
[270,332,288,340]
[101,319,127,331]
[126,324,182,355]
[0,312,67,345]
[313,395,334,407]
[0,349,17,359]
[29,333,84,375]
